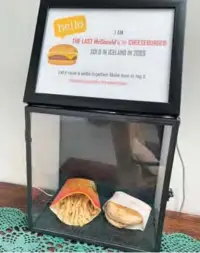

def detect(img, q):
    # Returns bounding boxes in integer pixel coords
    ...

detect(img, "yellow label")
[54,16,87,38]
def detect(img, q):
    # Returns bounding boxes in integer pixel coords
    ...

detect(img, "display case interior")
[26,107,178,252]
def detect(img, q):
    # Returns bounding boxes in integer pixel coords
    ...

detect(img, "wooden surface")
[0,182,199,240]
[164,210,200,240]
[0,182,27,212]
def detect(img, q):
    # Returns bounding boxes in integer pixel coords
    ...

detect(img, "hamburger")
[104,201,143,229]
[48,44,78,65]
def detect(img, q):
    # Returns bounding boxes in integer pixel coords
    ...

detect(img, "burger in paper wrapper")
[50,178,101,227]
[103,191,151,230]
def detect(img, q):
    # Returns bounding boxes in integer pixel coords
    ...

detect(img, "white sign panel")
[36,8,174,103]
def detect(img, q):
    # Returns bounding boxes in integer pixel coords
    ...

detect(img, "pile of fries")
[50,178,101,227]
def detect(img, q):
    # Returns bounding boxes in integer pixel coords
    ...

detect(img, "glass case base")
[32,200,156,252]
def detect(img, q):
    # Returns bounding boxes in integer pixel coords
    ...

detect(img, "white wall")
[31,113,59,190]
[0,0,200,215]
[167,0,200,215]
[0,0,40,184]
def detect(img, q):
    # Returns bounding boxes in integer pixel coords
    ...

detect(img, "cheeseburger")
[104,201,142,229]
[48,44,78,65]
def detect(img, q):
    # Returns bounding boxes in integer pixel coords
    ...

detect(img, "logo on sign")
[54,15,87,38]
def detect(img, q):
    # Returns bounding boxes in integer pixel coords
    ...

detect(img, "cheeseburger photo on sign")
[48,44,78,65]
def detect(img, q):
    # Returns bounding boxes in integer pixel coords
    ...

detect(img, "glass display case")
[25,106,179,252]
[23,0,186,251]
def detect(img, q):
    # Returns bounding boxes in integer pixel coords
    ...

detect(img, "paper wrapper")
[103,191,151,230]
[50,178,101,227]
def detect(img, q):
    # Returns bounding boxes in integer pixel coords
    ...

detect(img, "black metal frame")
[25,105,179,252]
[23,0,187,116]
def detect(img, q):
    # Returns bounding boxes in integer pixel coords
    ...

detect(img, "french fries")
[50,179,101,227]
[54,194,99,227]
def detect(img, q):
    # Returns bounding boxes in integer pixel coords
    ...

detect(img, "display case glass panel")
[26,107,178,252]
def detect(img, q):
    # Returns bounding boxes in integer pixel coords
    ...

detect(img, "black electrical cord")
[176,144,186,212]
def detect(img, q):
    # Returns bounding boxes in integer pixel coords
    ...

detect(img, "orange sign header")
[54,15,87,38]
